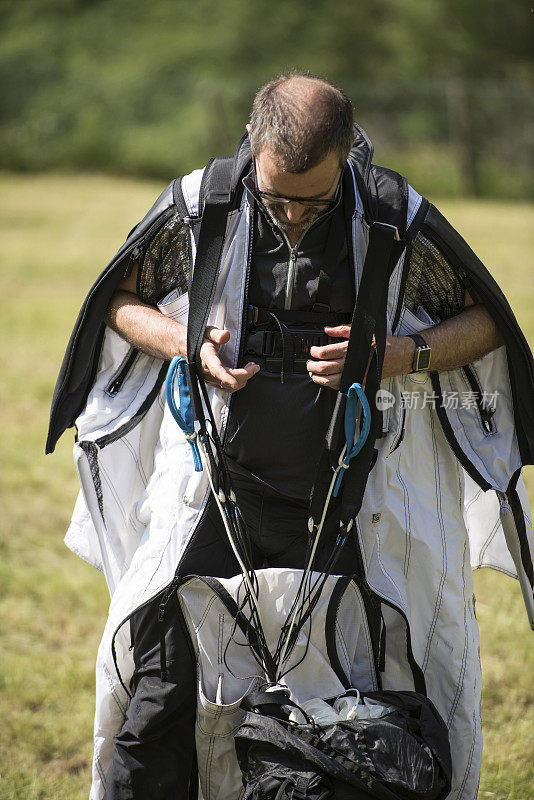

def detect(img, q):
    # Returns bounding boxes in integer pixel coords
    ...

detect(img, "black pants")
[103,474,360,799]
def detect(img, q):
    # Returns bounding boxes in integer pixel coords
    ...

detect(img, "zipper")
[105,350,139,397]
[285,246,298,309]
[387,405,406,456]
[462,364,496,434]
[110,573,184,699]
[387,197,431,335]
[182,217,195,291]
[352,574,385,686]
[238,204,255,360]
[325,576,381,690]
[430,371,492,491]
[279,210,331,310]
[95,363,167,449]
[281,227,307,310]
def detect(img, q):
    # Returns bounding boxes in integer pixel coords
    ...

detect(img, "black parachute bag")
[234,688,452,800]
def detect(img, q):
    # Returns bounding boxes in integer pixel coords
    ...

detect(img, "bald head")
[249,72,354,173]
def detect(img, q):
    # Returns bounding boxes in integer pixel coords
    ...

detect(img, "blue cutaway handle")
[332,382,371,497]
[165,357,203,471]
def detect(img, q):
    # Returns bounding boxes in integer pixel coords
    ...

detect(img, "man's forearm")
[384,303,504,378]
[105,290,187,361]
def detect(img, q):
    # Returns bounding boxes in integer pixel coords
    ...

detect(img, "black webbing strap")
[183,156,235,423]
[309,222,401,524]
[186,157,235,373]
[337,223,399,522]
[239,690,312,725]
[339,223,399,395]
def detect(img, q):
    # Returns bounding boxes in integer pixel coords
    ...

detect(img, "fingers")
[202,351,259,393]
[205,326,231,347]
[324,324,351,339]
[308,372,342,390]
[307,358,343,377]
[200,328,260,392]
[222,363,260,393]
[309,339,348,360]
[307,327,349,390]
[200,328,233,387]
[307,356,343,390]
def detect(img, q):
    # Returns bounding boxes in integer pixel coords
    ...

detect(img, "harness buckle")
[245,329,344,375]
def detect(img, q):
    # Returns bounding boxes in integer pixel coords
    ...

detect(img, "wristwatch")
[408,333,431,373]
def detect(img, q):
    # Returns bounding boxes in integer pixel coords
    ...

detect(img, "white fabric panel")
[438,347,521,491]
[181,168,205,217]
[64,490,104,574]
[356,366,483,799]
[407,184,423,227]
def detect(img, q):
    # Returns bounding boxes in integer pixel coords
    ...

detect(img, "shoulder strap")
[310,152,410,523]
[309,220,401,524]
[186,134,253,373]
[368,165,409,234]
[347,124,408,232]
[186,156,235,371]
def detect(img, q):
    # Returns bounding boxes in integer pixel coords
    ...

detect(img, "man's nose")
[283,201,307,223]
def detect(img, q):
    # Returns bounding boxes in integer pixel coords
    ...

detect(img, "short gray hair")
[249,72,354,173]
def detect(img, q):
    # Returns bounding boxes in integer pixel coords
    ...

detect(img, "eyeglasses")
[252,159,342,210]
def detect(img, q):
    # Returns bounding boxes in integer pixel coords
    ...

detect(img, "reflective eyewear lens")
[257,190,339,209]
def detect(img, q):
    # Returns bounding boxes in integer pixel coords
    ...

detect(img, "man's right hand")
[106,283,259,393]
[201,326,260,393]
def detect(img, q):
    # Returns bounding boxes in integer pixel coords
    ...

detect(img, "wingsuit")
[47,129,534,800]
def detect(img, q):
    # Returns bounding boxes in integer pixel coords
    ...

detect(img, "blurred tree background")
[0,0,533,198]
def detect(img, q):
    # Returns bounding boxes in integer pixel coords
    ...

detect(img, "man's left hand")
[307,324,413,389]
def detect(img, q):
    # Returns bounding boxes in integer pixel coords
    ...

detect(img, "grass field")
[1,173,533,800]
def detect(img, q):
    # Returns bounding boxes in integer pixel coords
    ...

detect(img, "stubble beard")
[265,204,321,242]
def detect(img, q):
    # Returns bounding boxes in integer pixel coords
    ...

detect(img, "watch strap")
[408,333,431,373]
[408,333,428,350]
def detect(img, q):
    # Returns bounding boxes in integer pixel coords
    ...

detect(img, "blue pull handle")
[332,382,371,497]
[165,357,203,472]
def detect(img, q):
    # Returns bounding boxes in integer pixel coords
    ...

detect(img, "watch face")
[416,347,431,371]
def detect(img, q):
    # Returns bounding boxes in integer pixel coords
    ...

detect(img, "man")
[47,73,534,800]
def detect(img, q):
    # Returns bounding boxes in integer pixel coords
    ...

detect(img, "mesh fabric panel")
[405,233,467,321]
[138,213,191,306]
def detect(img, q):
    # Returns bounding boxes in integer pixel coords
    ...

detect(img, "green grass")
[1,173,533,799]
